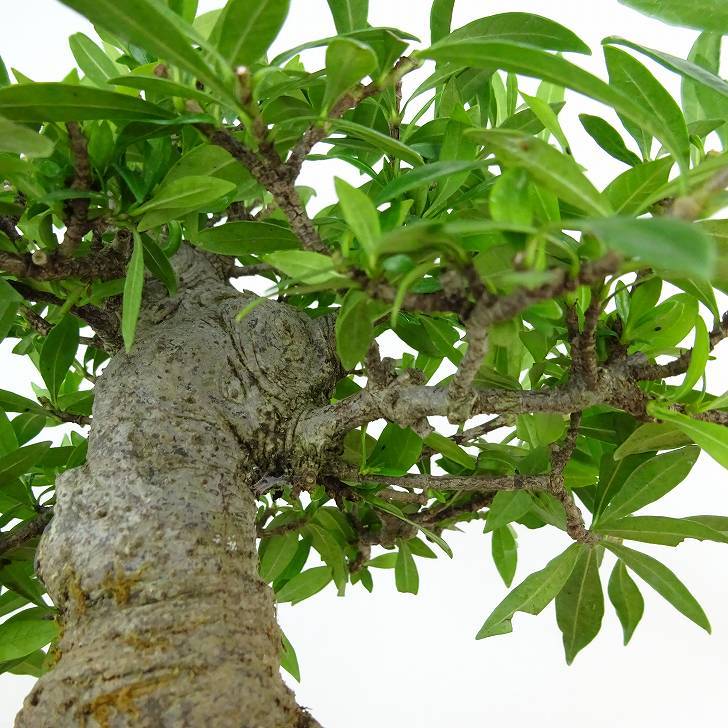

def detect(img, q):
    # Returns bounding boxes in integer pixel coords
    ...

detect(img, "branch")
[0,245,125,283]
[0,508,53,558]
[628,311,728,381]
[333,469,551,493]
[197,123,328,254]
[548,412,595,544]
[445,253,619,420]
[61,122,93,258]
[287,56,421,179]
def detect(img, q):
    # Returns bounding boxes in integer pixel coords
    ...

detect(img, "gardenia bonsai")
[0,0,727,725]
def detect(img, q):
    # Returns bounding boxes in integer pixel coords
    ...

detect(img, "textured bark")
[16,249,338,727]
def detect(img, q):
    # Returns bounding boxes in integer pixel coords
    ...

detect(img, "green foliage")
[0,0,727,680]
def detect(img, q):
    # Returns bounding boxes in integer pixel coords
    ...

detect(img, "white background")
[1,1,727,726]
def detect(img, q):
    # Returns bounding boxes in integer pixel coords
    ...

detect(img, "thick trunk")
[16,250,338,727]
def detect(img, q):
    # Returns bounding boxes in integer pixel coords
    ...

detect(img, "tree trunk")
[16,249,338,727]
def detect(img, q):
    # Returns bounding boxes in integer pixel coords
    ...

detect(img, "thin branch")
[548,412,595,544]
[287,56,420,179]
[0,508,53,558]
[332,468,551,493]
[0,245,125,283]
[197,123,328,254]
[61,122,93,258]
[628,311,728,381]
[452,415,510,443]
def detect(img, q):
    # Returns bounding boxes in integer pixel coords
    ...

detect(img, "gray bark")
[16,249,338,727]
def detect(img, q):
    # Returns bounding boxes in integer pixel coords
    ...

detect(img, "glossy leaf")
[430,0,455,44]
[579,113,641,166]
[603,158,674,215]
[214,0,290,67]
[608,560,644,645]
[0,118,54,158]
[121,233,145,352]
[39,316,79,402]
[671,317,710,401]
[395,541,419,594]
[335,290,373,370]
[275,566,332,603]
[69,33,118,84]
[618,0,728,33]
[605,542,711,632]
[597,515,728,546]
[598,446,699,522]
[603,45,690,172]
[438,13,591,54]
[328,118,424,166]
[58,0,233,103]
[0,83,171,122]
[259,532,299,582]
[614,423,693,460]
[492,526,517,588]
[323,38,377,113]
[648,406,728,469]
[335,177,381,266]
[476,544,581,639]
[0,608,57,662]
[484,491,533,533]
[578,217,715,280]
[0,442,52,483]
[191,221,299,256]
[469,129,611,216]
[556,546,604,664]
[326,0,369,34]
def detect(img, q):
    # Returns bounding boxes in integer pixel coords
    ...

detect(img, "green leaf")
[69,33,118,84]
[468,129,611,216]
[671,317,710,401]
[259,532,300,583]
[326,0,369,34]
[604,542,710,632]
[275,565,332,603]
[603,45,690,173]
[597,515,728,546]
[555,546,604,664]
[280,631,300,681]
[430,0,455,44]
[0,442,52,483]
[395,541,419,594]
[133,176,236,216]
[366,423,422,476]
[213,0,290,67]
[0,412,18,456]
[335,177,381,267]
[577,217,715,280]
[328,118,424,167]
[421,41,683,158]
[603,158,674,215]
[335,290,373,370]
[604,38,728,107]
[191,221,299,256]
[438,12,591,55]
[491,526,517,588]
[0,608,57,663]
[608,560,644,645]
[476,544,581,639]
[483,491,532,533]
[423,431,477,470]
[109,74,214,105]
[598,446,699,522]
[648,406,728,470]
[0,118,54,158]
[263,250,345,286]
[579,114,641,167]
[0,390,46,416]
[617,0,728,33]
[39,316,79,403]
[141,236,177,295]
[375,160,486,204]
[58,0,233,104]
[614,422,693,460]
[122,232,145,352]
[0,83,171,122]
[323,38,377,113]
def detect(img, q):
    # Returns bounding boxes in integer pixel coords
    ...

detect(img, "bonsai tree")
[0,0,727,725]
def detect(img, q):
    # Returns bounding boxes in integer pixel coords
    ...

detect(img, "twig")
[0,508,53,558]
[61,122,93,258]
